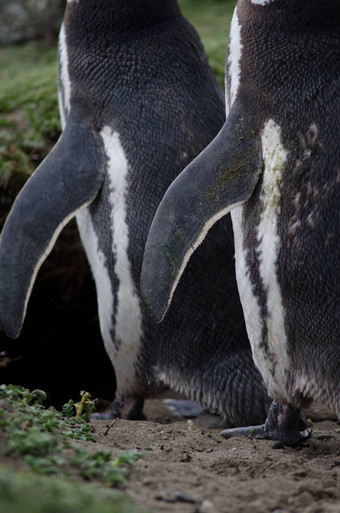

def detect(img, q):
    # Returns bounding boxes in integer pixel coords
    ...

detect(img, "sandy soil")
[88,399,340,513]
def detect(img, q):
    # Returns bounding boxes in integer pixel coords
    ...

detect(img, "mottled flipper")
[141,103,262,322]
[0,104,106,338]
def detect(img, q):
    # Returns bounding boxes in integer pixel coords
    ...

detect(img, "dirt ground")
[87,399,340,513]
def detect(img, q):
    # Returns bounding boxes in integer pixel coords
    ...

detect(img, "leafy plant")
[70,447,144,487]
[62,390,98,421]
[0,385,143,486]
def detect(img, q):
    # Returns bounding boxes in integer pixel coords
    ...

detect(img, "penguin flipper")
[141,103,262,322]
[0,106,106,338]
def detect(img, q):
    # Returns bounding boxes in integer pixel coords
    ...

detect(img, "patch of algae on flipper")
[206,162,244,203]
[206,139,259,204]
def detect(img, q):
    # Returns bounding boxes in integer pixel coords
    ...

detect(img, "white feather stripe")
[58,22,71,127]
[227,9,243,110]
[231,206,263,365]
[256,119,289,400]
[101,126,143,396]
[76,208,116,364]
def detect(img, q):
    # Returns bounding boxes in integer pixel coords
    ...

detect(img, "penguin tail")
[140,102,263,322]
[0,102,106,338]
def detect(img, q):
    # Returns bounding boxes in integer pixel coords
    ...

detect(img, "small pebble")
[200,499,215,513]
[187,419,199,432]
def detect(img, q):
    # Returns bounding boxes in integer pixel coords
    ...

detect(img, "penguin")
[141,0,340,445]
[0,0,271,426]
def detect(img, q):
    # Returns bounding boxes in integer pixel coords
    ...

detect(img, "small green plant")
[62,390,98,421]
[0,385,144,486]
[71,447,144,487]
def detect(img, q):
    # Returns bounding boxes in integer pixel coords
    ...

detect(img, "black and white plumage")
[141,0,340,445]
[0,0,270,425]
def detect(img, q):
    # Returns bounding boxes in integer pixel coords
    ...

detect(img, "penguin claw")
[220,401,312,447]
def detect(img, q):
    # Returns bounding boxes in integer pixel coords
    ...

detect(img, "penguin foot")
[162,399,203,418]
[220,401,311,447]
[162,399,232,428]
[91,393,146,421]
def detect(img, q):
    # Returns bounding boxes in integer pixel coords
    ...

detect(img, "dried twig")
[104,418,119,436]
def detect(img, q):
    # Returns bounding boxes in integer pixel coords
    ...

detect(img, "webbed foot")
[220,401,311,447]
